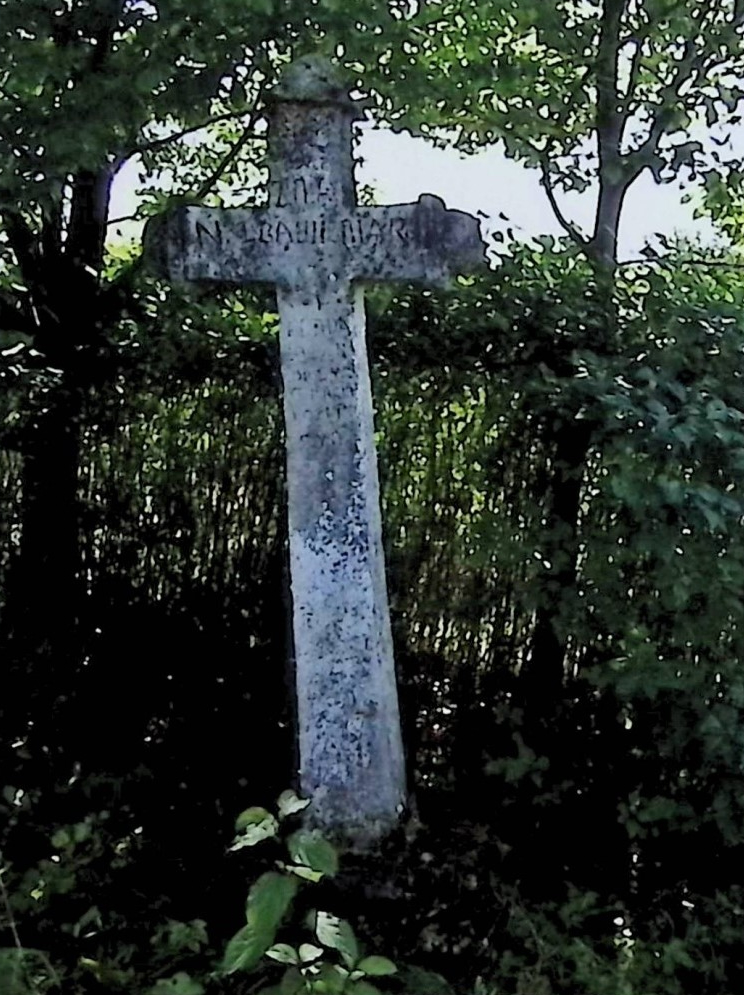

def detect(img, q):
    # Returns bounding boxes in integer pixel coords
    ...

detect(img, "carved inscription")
[194,213,412,251]
[269,174,334,207]
[273,177,310,206]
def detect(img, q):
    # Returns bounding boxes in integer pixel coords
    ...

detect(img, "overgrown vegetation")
[3,1,744,993]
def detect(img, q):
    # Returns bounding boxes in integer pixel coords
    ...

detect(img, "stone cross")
[144,55,485,847]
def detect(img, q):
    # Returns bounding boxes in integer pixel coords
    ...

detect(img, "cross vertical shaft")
[269,90,405,842]
[143,54,486,848]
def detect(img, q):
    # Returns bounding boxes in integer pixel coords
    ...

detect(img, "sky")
[110,122,720,260]
[356,126,720,259]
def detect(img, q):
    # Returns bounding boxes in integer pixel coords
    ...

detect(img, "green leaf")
[396,966,454,995]
[230,808,279,849]
[287,865,324,883]
[347,982,384,995]
[51,828,71,849]
[299,943,324,963]
[315,912,359,968]
[279,966,304,995]
[222,926,258,975]
[315,963,349,994]
[277,790,311,819]
[356,957,397,977]
[222,873,298,974]
[236,806,273,831]
[248,871,299,930]
[148,972,205,995]
[266,944,299,965]
[287,830,339,877]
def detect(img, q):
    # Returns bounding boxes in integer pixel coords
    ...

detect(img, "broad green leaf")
[396,967,454,995]
[222,925,259,975]
[266,944,299,965]
[287,830,339,877]
[287,865,324,883]
[230,809,279,849]
[277,790,311,819]
[279,966,304,995]
[235,806,273,831]
[298,943,323,963]
[315,963,349,994]
[356,957,397,977]
[247,872,299,930]
[347,981,384,995]
[315,912,359,968]
[222,873,298,974]
[147,972,205,995]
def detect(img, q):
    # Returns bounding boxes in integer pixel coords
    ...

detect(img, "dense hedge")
[2,249,744,993]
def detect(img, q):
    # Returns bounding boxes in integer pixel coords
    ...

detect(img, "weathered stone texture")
[144,54,486,847]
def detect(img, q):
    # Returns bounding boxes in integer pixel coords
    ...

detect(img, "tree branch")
[118,111,262,171]
[620,255,744,270]
[619,34,647,116]
[0,866,23,953]
[193,113,261,202]
[631,40,698,167]
[629,2,722,173]
[106,212,144,227]
[0,289,35,335]
[539,158,590,246]
[595,0,627,156]
[0,208,40,292]
[66,166,114,273]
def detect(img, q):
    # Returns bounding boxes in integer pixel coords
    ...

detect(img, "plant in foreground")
[218,790,398,995]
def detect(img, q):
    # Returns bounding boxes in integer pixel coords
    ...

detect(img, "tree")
[0,0,404,654]
[375,0,744,705]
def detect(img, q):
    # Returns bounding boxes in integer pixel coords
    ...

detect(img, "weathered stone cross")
[145,55,485,847]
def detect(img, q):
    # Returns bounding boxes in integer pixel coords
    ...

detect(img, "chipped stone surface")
[144,55,486,848]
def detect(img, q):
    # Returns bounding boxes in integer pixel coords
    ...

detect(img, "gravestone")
[144,55,486,847]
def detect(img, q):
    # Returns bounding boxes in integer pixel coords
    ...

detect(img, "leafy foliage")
[218,794,398,995]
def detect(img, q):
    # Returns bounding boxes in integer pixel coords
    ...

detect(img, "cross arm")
[142,196,487,291]
[349,195,487,286]
[142,205,282,286]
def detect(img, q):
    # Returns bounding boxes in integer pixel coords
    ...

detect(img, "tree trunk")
[521,418,594,709]
[520,0,629,713]
[8,382,83,660]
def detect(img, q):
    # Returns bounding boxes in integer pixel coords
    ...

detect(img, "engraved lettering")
[364,218,384,246]
[314,176,331,204]
[341,218,358,247]
[195,219,222,247]
[259,221,273,244]
[390,216,409,242]
[275,177,309,206]
[276,220,294,244]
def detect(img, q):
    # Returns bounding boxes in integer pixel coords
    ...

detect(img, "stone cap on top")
[268,53,368,113]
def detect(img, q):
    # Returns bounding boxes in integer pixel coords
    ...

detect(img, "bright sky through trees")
[110,125,719,260]
[357,127,720,259]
